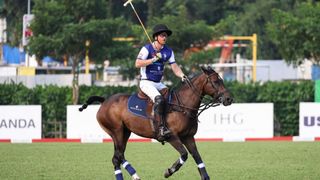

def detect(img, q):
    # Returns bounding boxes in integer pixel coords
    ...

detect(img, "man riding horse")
[135,24,187,141]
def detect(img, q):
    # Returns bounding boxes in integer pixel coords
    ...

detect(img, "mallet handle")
[130,2,153,44]
[123,0,153,45]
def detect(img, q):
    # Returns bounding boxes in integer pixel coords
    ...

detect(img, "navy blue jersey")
[137,43,176,82]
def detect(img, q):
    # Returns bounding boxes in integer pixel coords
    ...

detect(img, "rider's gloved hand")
[152,53,162,63]
[181,74,188,82]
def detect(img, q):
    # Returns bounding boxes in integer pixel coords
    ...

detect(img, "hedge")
[0,81,314,137]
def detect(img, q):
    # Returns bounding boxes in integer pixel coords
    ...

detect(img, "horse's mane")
[171,67,221,96]
[172,72,202,92]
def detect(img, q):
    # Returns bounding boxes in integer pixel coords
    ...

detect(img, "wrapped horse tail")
[79,96,105,112]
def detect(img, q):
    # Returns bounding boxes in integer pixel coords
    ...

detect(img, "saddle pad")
[127,93,149,118]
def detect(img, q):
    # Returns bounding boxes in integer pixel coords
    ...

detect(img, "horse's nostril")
[228,97,233,104]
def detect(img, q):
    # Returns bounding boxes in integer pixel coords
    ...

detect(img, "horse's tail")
[79,96,105,112]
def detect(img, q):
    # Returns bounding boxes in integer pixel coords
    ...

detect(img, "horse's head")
[200,66,233,106]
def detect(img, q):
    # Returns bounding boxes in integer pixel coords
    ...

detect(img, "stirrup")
[158,126,171,141]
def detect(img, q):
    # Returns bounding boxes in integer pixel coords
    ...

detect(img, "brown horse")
[79,66,232,180]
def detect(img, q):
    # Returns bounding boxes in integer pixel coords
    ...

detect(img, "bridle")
[169,71,226,118]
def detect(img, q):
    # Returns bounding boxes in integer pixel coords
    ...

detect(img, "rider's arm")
[135,47,154,68]
[169,52,185,78]
[171,63,185,78]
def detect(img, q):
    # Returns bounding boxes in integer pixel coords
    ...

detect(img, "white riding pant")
[139,80,167,102]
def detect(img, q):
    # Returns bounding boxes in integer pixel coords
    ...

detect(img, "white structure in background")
[210,54,313,82]
[256,59,313,81]
[297,59,313,80]
[0,18,7,64]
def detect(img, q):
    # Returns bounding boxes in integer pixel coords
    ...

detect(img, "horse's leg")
[182,136,210,180]
[164,136,189,178]
[111,128,126,180]
[120,129,140,180]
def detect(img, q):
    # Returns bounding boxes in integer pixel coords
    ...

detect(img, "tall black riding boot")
[154,95,171,141]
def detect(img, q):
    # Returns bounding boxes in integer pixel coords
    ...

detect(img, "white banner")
[67,105,145,140]
[299,103,320,137]
[0,105,41,140]
[196,103,274,138]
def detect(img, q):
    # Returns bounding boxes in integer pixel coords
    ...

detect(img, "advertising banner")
[0,105,41,140]
[196,103,274,139]
[299,103,320,137]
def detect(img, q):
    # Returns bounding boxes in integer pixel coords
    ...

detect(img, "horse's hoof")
[132,174,141,180]
[202,176,210,180]
[164,168,172,178]
[156,137,166,145]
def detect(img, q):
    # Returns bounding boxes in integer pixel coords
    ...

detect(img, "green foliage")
[78,85,136,104]
[0,83,37,104]
[148,6,214,53]
[33,85,71,137]
[267,2,320,65]
[2,0,316,61]
[225,81,260,103]
[256,81,314,135]
[30,0,130,61]
[226,80,314,135]
[180,50,220,76]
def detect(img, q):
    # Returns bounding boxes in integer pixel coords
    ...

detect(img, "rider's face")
[157,32,168,45]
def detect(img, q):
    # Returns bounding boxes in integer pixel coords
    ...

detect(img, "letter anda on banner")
[0,105,41,140]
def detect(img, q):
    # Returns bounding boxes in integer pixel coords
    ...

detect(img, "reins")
[169,72,222,118]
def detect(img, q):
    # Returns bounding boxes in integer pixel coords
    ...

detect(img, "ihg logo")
[304,116,320,126]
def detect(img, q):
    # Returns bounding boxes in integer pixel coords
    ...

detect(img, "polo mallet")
[123,0,153,45]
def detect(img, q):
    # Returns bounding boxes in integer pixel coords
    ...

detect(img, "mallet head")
[123,0,133,7]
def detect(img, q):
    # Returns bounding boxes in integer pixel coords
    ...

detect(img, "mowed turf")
[0,142,319,180]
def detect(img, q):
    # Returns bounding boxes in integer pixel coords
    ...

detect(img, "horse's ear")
[207,66,216,73]
[200,66,208,73]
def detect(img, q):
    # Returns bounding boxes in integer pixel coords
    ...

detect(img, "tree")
[148,5,214,54]
[0,0,32,46]
[29,0,131,104]
[267,2,320,65]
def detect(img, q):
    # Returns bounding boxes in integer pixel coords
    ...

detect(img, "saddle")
[128,88,174,143]
[127,88,170,118]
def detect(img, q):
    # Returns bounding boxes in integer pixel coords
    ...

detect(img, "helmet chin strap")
[154,36,161,44]
[153,37,163,52]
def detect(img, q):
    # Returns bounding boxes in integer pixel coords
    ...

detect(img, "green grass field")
[0,142,319,180]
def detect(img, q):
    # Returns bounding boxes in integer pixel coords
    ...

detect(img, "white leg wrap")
[122,161,129,168]
[179,157,185,164]
[198,163,205,169]
[114,169,122,175]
